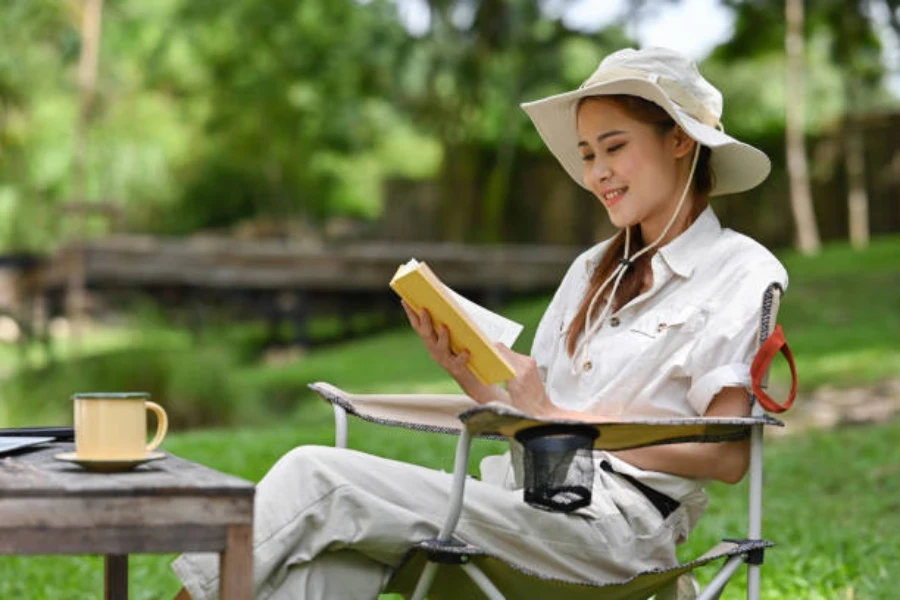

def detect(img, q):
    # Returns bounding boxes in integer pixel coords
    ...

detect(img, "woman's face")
[576,97,694,239]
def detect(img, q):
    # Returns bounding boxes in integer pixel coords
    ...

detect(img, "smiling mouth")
[601,187,627,207]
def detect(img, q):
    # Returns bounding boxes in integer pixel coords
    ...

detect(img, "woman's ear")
[671,126,696,159]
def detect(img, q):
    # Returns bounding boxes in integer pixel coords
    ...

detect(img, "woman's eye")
[607,142,626,154]
[580,154,594,162]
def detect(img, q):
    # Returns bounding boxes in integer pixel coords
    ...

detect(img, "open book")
[390,259,524,385]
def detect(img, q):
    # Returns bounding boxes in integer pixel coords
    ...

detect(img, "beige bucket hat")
[520,47,770,196]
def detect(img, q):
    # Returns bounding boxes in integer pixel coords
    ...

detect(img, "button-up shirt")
[533,206,787,418]
[529,206,788,513]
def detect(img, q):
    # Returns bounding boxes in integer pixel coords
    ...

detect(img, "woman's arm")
[495,345,752,483]
[403,305,751,483]
[611,387,752,484]
[401,302,499,403]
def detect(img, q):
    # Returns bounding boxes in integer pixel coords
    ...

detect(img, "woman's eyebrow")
[577,130,626,147]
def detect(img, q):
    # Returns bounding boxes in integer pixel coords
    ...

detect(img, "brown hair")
[565,95,714,356]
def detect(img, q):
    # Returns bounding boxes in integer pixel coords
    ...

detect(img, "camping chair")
[309,282,796,599]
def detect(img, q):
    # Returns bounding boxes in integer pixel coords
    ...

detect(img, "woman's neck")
[639,194,697,248]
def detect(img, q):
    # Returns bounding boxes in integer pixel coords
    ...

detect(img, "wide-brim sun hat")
[520,46,770,196]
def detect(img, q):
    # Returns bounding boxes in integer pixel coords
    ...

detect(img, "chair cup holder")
[514,424,599,513]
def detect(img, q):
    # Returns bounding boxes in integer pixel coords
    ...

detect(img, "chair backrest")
[743,281,787,600]
[752,282,784,416]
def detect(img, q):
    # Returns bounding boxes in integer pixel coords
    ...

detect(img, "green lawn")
[0,234,898,598]
[1,407,897,599]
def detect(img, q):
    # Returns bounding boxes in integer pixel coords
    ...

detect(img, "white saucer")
[54,451,166,472]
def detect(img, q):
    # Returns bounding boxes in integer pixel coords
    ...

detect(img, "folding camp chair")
[309,282,796,600]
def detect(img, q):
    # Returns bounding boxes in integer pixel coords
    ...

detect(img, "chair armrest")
[308,382,502,438]
[308,382,783,450]
[460,404,783,451]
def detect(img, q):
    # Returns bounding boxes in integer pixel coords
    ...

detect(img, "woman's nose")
[588,160,611,186]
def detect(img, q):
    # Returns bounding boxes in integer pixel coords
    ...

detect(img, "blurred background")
[1,1,899,597]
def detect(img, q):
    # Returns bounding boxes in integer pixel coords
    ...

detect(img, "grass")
[770,234,900,390]
[1,407,897,599]
[0,234,898,597]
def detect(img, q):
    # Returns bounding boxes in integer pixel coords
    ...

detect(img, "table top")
[0,443,255,499]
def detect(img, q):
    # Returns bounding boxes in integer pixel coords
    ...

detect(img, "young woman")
[172,47,787,600]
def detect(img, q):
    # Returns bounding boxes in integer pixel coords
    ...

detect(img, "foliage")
[2,0,900,248]
[717,0,898,122]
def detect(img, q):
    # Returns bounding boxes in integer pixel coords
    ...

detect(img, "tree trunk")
[844,121,870,250]
[784,0,821,255]
[68,0,104,341]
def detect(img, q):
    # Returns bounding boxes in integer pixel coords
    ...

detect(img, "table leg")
[219,524,253,599]
[104,554,128,600]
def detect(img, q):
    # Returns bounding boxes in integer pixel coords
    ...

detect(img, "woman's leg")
[261,549,390,600]
[172,445,453,600]
[172,445,662,600]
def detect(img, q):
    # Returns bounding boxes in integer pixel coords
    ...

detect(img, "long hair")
[565,95,714,357]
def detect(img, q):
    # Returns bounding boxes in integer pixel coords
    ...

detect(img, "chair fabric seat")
[385,540,772,600]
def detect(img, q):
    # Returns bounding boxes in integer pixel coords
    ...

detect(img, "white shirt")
[532,206,787,418]
[529,206,788,513]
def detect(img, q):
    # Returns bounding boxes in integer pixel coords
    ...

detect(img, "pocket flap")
[629,305,704,338]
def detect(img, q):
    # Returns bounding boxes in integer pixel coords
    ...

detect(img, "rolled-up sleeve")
[684,299,764,415]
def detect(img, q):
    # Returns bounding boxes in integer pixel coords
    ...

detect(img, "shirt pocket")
[625,305,706,367]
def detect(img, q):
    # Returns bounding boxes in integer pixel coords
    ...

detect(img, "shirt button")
[583,361,593,372]
[657,322,668,332]
[610,317,620,327]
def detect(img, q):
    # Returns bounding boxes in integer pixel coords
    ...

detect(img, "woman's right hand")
[401,300,497,404]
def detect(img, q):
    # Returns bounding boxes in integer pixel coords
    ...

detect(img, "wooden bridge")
[6,236,582,348]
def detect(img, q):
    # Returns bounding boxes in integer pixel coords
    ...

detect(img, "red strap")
[750,325,797,413]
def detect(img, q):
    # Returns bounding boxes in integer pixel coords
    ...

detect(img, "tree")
[784,0,820,254]
[719,0,897,252]
[67,0,105,340]
[396,0,630,242]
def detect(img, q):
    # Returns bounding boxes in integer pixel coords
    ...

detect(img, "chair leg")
[411,563,440,600]
[747,564,761,600]
[411,430,474,599]
[696,555,743,600]
[461,563,505,600]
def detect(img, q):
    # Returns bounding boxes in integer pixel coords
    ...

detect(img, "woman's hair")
[565,95,714,356]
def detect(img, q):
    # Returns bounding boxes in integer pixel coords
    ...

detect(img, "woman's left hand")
[493,344,557,417]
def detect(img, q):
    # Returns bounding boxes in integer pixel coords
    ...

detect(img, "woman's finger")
[448,349,470,373]
[419,308,438,343]
[401,300,419,328]
[435,323,453,355]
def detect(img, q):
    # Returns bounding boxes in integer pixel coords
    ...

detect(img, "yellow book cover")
[390,260,518,385]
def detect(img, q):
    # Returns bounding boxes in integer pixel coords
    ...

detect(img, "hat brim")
[520,77,770,196]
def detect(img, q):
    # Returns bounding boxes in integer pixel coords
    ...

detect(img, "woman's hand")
[492,344,557,416]
[401,301,497,404]
[402,301,578,418]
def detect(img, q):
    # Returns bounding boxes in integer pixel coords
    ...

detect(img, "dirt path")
[767,379,900,437]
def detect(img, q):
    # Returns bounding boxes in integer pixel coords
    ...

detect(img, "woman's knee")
[269,445,355,487]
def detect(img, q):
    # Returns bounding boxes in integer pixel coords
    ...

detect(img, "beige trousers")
[172,445,688,600]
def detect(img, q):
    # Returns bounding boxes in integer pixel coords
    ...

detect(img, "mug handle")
[145,401,169,452]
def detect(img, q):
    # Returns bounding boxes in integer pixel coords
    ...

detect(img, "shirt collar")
[584,205,722,278]
[657,205,721,278]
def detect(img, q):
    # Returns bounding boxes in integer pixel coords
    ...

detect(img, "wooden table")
[0,443,255,599]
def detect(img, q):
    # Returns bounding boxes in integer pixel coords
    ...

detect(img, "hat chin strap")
[571,143,701,375]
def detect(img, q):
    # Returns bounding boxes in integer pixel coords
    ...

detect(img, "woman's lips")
[601,187,627,207]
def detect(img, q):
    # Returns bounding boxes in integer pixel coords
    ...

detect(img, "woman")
[173,47,787,600]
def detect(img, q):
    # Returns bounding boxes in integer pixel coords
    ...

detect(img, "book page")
[443,286,523,348]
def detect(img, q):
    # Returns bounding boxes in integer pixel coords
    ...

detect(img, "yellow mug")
[73,392,168,460]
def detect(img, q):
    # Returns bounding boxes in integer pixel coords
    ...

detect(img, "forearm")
[612,438,750,483]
